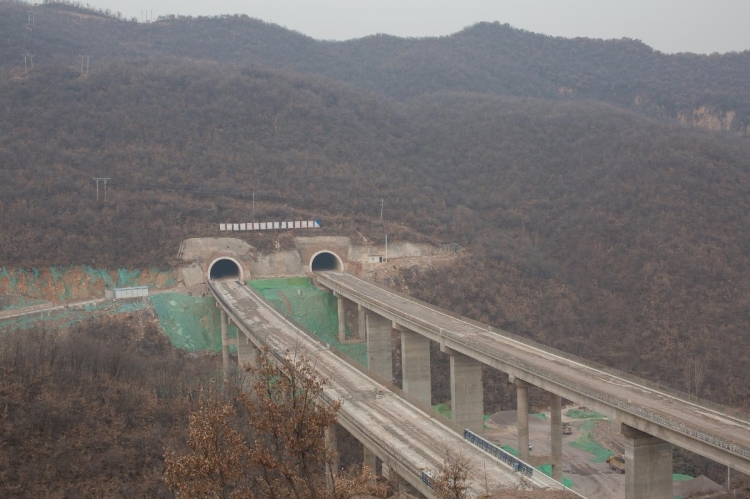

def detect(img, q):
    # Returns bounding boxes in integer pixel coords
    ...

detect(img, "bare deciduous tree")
[432,447,472,499]
[165,348,387,499]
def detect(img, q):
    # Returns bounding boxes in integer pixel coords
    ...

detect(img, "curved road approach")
[210,278,569,497]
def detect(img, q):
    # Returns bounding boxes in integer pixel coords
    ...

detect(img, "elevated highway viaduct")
[209,278,570,498]
[316,271,750,499]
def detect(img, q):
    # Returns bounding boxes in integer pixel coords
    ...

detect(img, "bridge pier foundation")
[400,327,432,406]
[366,312,393,382]
[450,351,484,434]
[623,424,673,499]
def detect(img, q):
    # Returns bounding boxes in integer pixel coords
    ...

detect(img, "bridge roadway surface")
[210,279,559,497]
[315,271,750,474]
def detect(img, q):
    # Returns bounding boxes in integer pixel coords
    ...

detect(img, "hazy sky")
[93,0,750,54]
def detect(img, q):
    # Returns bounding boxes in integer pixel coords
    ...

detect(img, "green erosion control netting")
[150,293,237,352]
[569,419,614,463]
[248,278,367,366]
[432,403,490,427]
[500,445,574,488]
[673,474,693,482]
[0,266,176,311]
[433,402,452,419]
[565,409,608,419]
[0,300,149,332]
[531,412,547,420]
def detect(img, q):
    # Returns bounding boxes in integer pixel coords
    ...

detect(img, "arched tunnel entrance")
[310,251,344,272]
[208,257,244,281]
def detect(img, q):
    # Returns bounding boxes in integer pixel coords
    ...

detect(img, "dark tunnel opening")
[311,252,341,272]
[210,259,241,280]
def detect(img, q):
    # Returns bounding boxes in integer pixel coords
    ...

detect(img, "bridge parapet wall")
[325,273,750,422]
[317,273,750,474]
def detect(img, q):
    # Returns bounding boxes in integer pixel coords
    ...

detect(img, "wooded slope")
[2,0,750,418]
[2,1,750,132]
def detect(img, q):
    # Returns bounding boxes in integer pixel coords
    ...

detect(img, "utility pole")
[385,234,388,263]
[93,178,110,202]
[80,55,90,74]
[380,198,384,220]
[252,192,255,218]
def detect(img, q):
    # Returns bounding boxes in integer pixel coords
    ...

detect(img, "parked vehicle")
[606,455,625,473]
[562,422,572,434]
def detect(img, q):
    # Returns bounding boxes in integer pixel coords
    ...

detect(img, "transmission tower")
[21,53,34,75]
[80,55,90,74]
[22,6,36,74]
[92,178,111,202]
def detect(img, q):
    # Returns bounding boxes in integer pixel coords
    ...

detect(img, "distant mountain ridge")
[2,1,749,134]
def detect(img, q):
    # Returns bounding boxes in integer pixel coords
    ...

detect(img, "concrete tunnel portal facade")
[310,250,344,272]
[208,257,245,281]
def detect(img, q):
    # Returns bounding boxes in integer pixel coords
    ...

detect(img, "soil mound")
[673,475,724,497]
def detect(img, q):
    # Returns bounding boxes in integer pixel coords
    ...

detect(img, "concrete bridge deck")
[210,278,565,497]
[315,271,750,476]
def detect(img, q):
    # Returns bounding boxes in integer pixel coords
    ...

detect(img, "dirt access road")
[487,410,623,499]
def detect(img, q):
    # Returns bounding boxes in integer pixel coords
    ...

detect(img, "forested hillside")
[2,1,750,132]
[2,0,750,435]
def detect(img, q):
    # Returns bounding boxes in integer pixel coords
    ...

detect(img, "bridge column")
[366,312,393,382]
[623,424,673,499]
[325,424,339,491]
[358,303,366,340]
[220,309,230,382]
[363,446,377,473]
[550,393,563,481]
[516,379,530,460]
[450,351,484,434]
[400,327,431,406]
[336,293,346,343]
[237,334,260,389]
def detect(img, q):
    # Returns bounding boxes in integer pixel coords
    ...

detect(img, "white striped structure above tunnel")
[219,220,321,231]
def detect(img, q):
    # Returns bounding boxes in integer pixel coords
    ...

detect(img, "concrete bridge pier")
[325,424,339,491]
[366,312,393,382]
[382,461,418,496]
[336,293,346,343]
[399,325,432,406]
[622,424,673,499]
[549,393,563,481]
[358,304,366,341]
[515,378,530,460]
[363,446,377,473]
[220,309,230,382]
[446,348,484,434]
[236,335,260,370]
[514,378,563,479]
